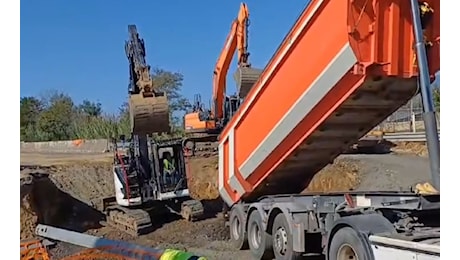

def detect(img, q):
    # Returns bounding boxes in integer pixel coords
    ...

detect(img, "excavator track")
[233,67,263,99]
[105,206,152,237]
[180,199,205,221]
[129,94,170,135]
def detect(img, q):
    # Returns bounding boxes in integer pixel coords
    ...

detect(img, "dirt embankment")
[20,172,104,240]
[20,153,364,240]
[186,156,219,200]
[20,163,113,240]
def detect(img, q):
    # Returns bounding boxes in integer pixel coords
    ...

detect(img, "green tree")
[151,68,192,118]
[117,101,131,136]
[19,66,191,141]
[37,92,75,141]
[20,96,44,141]
[78,99,102,117]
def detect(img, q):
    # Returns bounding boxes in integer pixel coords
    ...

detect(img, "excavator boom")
[218,0,440,206]
[184,3,261,144]
[212,3,263,123]
[125,25,170,135]
[212,21,239,121]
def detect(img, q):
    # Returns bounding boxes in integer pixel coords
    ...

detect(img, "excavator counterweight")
[125,25,170,135]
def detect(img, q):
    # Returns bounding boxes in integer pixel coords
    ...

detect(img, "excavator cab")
[111,135,191,206]
[153,140,188,194]
[223,94,241,125]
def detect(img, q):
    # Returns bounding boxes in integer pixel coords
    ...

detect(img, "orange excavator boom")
[184,3,262,146]
[211,20,239,122]
[212,2,263,124]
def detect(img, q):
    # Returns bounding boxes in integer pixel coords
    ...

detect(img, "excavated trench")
[20,171,104,240]
[19,154,365,244]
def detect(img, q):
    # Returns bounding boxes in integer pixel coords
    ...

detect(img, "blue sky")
[21,0,310,114]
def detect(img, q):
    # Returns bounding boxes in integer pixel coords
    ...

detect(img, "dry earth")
[20,142,431,259]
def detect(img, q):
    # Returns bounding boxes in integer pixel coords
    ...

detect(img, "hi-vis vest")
[163,158,175,172]
[159,249,207,260]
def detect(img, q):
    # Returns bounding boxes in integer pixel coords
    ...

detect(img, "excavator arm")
[236,3,250,66]
[183,3,262,148]
[125,25,170,135]
[212,3,263,124]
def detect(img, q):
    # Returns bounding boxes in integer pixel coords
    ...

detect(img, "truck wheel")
[229,207,248,250]
[272,213,303,260]
[328,227,370,260]
[247,210,274,260]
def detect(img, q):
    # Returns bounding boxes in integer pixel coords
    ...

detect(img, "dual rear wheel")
[243,210,303,260]
[231,208,368,260]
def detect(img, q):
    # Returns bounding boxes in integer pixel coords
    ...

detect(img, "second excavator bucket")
[233,66,263,99]
[129,93,170,135]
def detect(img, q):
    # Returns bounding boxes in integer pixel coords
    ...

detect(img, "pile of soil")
[187,156,220,200]
[185,155,363,198]
[304,158,362,192]
[392,142,428,157]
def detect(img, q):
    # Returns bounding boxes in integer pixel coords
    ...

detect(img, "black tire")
[328,227,371,260]
[247,210,274,260]
[272,213,304,260]
[229,207,248,250]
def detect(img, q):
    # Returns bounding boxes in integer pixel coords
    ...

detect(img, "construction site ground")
[20,142,431,260]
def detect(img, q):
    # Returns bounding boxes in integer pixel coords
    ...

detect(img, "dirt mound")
[49,162,114,205]
[187,156,219,200]
[186,155,363,199]
[20,169,104,240]
[304,158,361,192]
[392,142,428,157]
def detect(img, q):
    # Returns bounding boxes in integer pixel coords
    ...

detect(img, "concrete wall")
[20,139,110,153]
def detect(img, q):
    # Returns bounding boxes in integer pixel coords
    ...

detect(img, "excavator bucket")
[233,67,263,99]
[129,93,170,135]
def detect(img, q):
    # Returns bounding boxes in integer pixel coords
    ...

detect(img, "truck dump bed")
[218,0,440,206]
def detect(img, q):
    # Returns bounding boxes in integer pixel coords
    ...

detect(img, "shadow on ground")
[344,140,396,155]
[21,172,104,234]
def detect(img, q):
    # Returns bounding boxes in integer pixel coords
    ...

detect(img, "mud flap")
[129,94,170,135]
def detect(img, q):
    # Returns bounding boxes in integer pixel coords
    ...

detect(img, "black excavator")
[97,25,204,237]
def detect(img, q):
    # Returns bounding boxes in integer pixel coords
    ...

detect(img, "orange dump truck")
[218,1,440,259]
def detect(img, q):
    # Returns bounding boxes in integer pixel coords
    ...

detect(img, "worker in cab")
[162,152,176,187]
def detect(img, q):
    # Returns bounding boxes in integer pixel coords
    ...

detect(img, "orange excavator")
[183,3,262,150]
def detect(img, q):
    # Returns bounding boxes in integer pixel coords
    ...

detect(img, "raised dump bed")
[218,0,440,206]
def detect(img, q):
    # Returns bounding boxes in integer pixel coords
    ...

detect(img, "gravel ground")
[345,153,432,191]
[20,148,432,260]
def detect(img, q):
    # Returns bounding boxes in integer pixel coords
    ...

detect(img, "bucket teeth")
[233,67,263,99]
[129,94,170,135]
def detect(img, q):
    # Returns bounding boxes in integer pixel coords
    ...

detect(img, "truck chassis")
[227,192,439,260]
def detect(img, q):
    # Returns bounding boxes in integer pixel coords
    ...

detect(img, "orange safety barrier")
[20,239,50,260]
